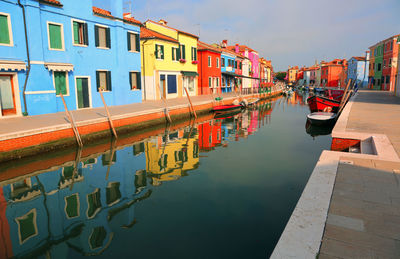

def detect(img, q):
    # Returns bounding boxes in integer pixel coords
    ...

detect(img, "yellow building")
[287,66,299,84]
[141,20,199,100]
[144,128,200,186]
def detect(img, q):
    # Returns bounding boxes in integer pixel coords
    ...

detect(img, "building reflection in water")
[0,100,275,258]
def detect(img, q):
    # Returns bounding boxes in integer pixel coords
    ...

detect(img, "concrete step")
[360,137,376,155]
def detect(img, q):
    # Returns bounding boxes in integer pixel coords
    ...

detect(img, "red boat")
[324,89,344,101]
[307,95,340,113]
[212,104,242,113]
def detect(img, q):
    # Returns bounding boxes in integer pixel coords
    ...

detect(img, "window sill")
[56,94,70,97]
[156,59,164,61]
[49,48,65,51]
[96,47,111,50]
[73,44,88,47]
[0,43,13,47]
[131,89,141,91]
[128,50,140,53]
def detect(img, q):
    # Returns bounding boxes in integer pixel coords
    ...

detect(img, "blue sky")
[94,0,400,71]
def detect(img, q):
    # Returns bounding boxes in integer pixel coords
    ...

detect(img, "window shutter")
[171,47,175,61]
[96,71,100,91]
[129,72,132,89]
[155,44,159,59]
[161,45,164,59]
[107,71,112,91]
[195,48,197,61]
[177,47,181,60]
[182,45,186,59]
[73,22,79,44]
[0,15,10,44]
[106,27,111,48]
[135,34,140,52]
[127,32,131,51]
[83,23,89,46]
[94,25,99,47]
[137,72,141,90]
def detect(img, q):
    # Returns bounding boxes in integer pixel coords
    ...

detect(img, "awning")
[45,62,74,72]
[181,71,198,77]
[0,60,26,71]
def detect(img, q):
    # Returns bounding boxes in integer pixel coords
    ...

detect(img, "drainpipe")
[18,0,30,116]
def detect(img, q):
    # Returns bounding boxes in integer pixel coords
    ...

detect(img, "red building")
[197,41,222,95]
[320,59,348,87]
[198,121,222,152]
[382,36,399,91]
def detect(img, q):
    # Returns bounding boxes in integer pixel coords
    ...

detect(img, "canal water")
[0,92,332,259]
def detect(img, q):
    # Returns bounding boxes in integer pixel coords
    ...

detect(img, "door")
[76,77,90,109]
[167,75,177,94]
[160,75,166,99]
[0,75,16,116]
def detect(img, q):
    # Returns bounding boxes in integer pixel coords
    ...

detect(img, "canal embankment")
[272,90,400,258]
[0,91,282,163]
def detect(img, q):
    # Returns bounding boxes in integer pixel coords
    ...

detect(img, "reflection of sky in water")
[0,93,331,259]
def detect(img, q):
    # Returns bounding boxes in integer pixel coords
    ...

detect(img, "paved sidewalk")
[319,91,400,258]
[0,92,237,140]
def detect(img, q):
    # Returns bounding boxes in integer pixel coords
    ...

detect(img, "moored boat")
[212,104,242,113]
[307,95,340,113]
[307,112,336,126]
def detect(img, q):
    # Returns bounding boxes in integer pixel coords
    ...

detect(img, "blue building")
[0,0,142,118]
[1,141,150,257]
[347,56,369,88]
[220,50,237,93]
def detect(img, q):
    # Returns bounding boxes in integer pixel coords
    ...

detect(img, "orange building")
[320,59,348,87]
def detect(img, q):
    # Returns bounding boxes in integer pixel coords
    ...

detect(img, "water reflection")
[0,99,278,259]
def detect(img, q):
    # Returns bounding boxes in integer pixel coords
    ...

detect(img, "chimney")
[109,0,123,18]
[222,40,228,48]
[159,19,168,25]
[235,43,239,53]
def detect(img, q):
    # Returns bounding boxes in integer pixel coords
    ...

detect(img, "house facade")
[0,0,142,118]
[320,59,348,87]
[382,36,399,91]
[369,42,384,90]
[220,48,236,93]
[347,56,369,88]
[141,20,199,100]
[197,41,221,95]
[287,66,298,84]
[397,37,400,96]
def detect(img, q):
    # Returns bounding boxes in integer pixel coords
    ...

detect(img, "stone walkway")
[319,91,400,258]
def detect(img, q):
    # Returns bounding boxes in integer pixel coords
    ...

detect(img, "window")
[221,57,225,67]
[102,151,116,165]
[377,63,381,71]
[54,71,68,96]
[155,44,164,59]
[87,189,101,218]
[133,142,145,156]
[208,56,212,67]
[65,194,80,218]
[16,209,38,244]
[89,227,107,250]
[172,47,179,61]
[95,25,110,48]
[179,44,186,60]
[129,71,141,90]
[0,13,12,46]
[389,58,392,67]
[127,32,139,52]
[386,76,390,84]
[191,47,197,61]
[384,60,386,68]
[390,41,393,50]
[72,20,88,46]
[216,58,220,68]
[215,77,220,87]
[106,182,121,205]
[48,22,64,50]
[222,77,226,86]
[209,77,212,88]
[96,71,112,91]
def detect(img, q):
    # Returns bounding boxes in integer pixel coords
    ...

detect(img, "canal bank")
[0,90,282,163]
[272,90,400,258]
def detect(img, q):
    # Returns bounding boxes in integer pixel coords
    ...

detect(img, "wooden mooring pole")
[184,87,197,119]
[99,89,118,139]
[59,93,83,147]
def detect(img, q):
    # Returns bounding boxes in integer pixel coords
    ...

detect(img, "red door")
[0,75,17,116]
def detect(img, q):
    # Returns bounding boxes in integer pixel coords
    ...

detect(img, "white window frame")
[71,18,88,47]
[208,77,212,88]
[47,21,65,51]
[86,188,101,219]
[74,76,92,109]
[128,30,139,53]
[95,23,110,50]
[96,70,111,92]
[129,70,141,91]
[0,12,13,46]
[15,208,38,245]
[208,56,212,67]
[53,71,70,97]
[155,44,164,60]
[216,57,220,68]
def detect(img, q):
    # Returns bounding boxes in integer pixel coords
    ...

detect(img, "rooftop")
[92,7,141,25]
[146,20,199,39]
[140,27,179,43]
[198,41,221,53]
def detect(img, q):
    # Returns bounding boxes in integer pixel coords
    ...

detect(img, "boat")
[324,88,344,101]
[306,112,336,126]
[212,104,242,113]
[246,98,260,106]
[305,120,334,137]
[214,109,242,119]
[307,95,340,113]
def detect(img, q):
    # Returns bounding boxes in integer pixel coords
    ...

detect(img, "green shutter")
[135,33,140,52]
[137,72,141,90]
[73,21,79,44]
[94,25,99,47]
[155,44,159,59]
[96,71,100,91]
[161,45,164,59]
[49,24,62,50]
[106,71,112,91]
[129,72,132,89]
[65,194,79,218]
[106,27,111,48]
[0,15,10,44]
[76,78,83,108]
[171,47,175,61]
[83,23,89,45]
[127,32,131,51]
[177,47,181,60]
[182,45,186,59]
[55,72,67,95]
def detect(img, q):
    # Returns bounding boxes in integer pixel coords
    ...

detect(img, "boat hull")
[212,105,242,113]
[307,95,340,113]
[307,112,336,126]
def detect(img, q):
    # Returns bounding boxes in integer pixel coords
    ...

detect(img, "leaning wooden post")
[99,89,118,139]
[59,93,83,147]
[184,87,197,119]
